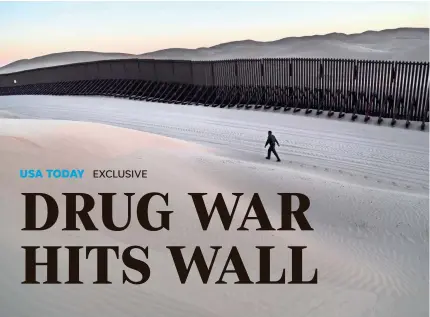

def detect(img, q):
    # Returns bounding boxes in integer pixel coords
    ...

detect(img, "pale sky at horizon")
[0,1,428,67]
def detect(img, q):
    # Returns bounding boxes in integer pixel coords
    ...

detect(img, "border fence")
[0,58,428,130]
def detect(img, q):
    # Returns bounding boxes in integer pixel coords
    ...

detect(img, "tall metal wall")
[0,58,428,126]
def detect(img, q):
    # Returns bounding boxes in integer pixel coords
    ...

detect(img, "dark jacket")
[265,134,280,147]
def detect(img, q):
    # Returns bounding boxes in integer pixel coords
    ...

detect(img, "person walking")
[265,130,281,162]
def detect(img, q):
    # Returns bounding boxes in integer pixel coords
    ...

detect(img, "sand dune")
[0,27,428,74]
[0,95,428,316]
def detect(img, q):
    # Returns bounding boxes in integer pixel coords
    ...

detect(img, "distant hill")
[0,27,428,75]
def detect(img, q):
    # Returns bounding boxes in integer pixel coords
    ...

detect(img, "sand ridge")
[0,28,428,74]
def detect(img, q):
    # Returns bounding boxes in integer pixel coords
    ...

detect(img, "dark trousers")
[267,145,280,160]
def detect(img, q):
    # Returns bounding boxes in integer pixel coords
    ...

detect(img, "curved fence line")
[0,58,428,130]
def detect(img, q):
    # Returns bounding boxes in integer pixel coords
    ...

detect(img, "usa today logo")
[20,169,84,179]
[19,169,148,179]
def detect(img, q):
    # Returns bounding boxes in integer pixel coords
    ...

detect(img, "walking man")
[265,130,281,162]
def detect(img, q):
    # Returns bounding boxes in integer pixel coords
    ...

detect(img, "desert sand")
[0,94,428,317]
[0,27,428,74]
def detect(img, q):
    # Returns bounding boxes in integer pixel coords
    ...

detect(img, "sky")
[0,1,428,66]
